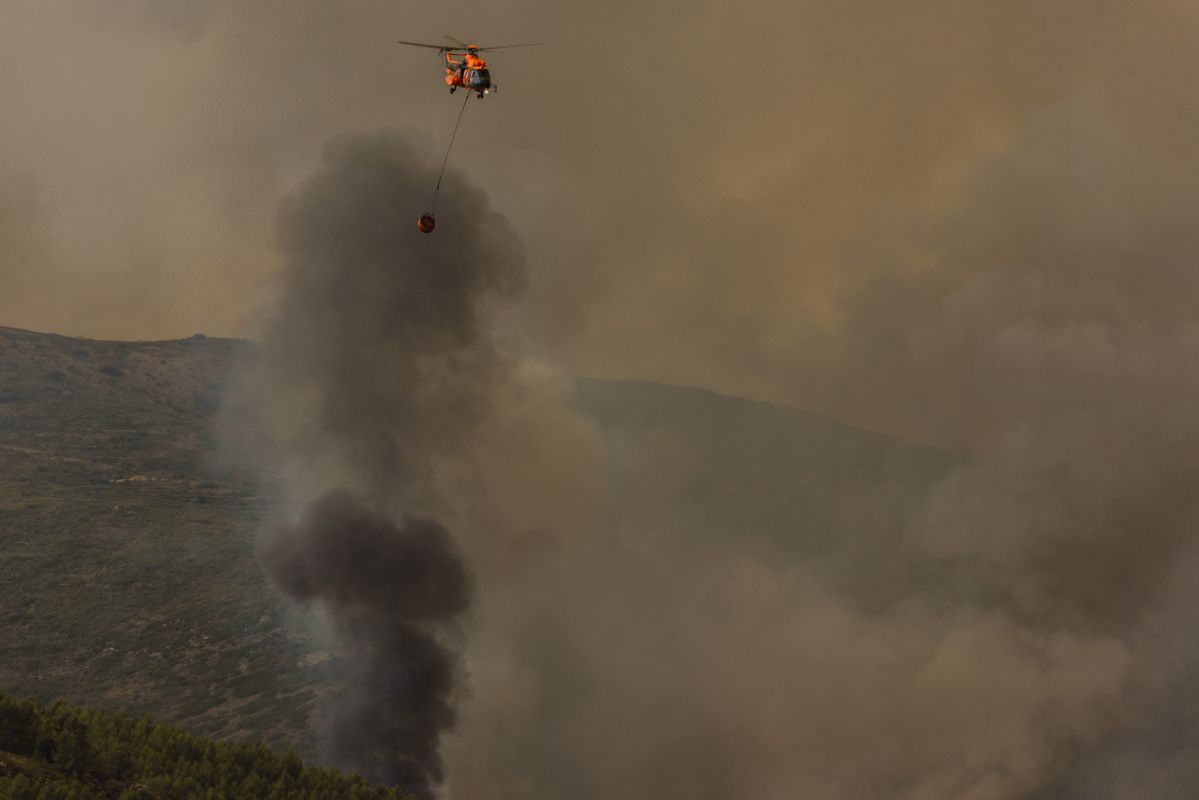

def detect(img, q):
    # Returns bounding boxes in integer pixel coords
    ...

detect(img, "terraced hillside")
[0,325,956,757]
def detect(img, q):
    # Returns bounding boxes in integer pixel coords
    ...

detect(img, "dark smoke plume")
[228,130,524,795]
[259,490,471,791]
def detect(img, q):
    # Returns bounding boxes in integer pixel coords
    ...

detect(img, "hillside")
[0,326,955,753]
[0,327,316,750]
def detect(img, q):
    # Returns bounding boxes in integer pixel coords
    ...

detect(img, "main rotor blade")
[475,42,547,52]
[397,39,449,50]
[442,35,470,48]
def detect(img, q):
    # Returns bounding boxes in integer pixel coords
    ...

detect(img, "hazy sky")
[7,1,1199,441]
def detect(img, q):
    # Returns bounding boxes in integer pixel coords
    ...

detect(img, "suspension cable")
[429,92,471,211]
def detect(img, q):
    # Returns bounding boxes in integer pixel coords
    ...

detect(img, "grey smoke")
[230,130,524,795]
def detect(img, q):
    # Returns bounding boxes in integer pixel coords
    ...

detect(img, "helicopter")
[397,36,544,99]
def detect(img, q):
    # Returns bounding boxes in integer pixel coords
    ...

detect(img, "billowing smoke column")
[231,130,524,796]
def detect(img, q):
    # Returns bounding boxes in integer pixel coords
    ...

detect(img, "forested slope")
[0,692,411,799]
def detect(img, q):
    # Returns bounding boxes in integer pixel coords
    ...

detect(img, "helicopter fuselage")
[444,51,496,98]
[447,67,493,96]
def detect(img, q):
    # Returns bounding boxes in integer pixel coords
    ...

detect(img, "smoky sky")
[5,2,1199,442]
[15,2,1199,798]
